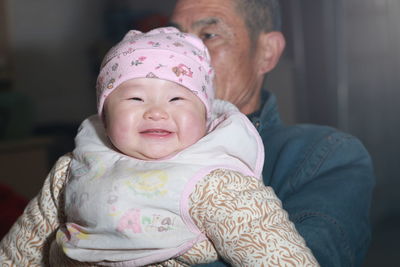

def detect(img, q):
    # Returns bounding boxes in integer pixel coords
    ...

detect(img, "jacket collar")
[247,91,282,132]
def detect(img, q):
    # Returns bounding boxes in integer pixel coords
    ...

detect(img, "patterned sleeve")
[0,154,72,267]
[186,168,319,267]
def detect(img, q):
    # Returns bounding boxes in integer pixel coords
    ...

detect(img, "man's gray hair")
[234,0,282,42]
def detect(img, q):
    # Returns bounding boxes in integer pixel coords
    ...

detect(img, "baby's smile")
[139,129,174,138]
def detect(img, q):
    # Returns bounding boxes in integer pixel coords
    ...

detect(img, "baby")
[49,27,318,266]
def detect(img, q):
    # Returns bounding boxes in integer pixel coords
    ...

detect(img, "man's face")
[171,0,265,114]
[104,78,207,160]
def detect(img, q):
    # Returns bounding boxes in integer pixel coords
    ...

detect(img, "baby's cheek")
[184,116,207,141]
[108,123,131,147]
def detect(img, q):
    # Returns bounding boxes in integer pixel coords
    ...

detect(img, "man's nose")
[143,106,169,120]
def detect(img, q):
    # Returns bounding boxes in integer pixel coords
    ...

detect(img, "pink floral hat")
[96,27,215,119]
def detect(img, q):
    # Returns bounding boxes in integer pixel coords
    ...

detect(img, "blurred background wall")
[0,0,399,265]
[284,1,400,265]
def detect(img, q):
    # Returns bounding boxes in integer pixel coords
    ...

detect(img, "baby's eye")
[129,97,143,101]
[170,97,184,102]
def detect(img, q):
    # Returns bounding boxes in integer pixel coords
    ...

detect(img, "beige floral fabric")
[188,169,318,266]
[0,155,318,266]
[0,154,71,267]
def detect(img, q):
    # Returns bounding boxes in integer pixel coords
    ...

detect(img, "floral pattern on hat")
[96,27,215,119]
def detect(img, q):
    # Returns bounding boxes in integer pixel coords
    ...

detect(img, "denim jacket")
[197,92,375,267]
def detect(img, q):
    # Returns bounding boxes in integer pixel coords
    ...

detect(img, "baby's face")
[103,78,207,160]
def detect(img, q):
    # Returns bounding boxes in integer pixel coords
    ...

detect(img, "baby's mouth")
[140,129,173,136]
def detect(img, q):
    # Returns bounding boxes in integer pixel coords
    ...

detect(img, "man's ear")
[256,31,286,75]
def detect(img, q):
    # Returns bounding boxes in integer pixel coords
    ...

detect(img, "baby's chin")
[122,149,182,161]
[113,138,203,161]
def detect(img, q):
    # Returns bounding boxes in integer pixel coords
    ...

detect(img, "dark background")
[1,0,399,266]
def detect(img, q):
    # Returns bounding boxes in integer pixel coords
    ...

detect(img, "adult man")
[170,0,375,266]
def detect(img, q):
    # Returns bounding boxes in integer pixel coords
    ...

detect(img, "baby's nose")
[143,106,169,120]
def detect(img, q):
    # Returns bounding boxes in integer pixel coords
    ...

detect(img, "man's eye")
[170,97,184,102]
[200,32,217,41]
[129,97,143,101]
